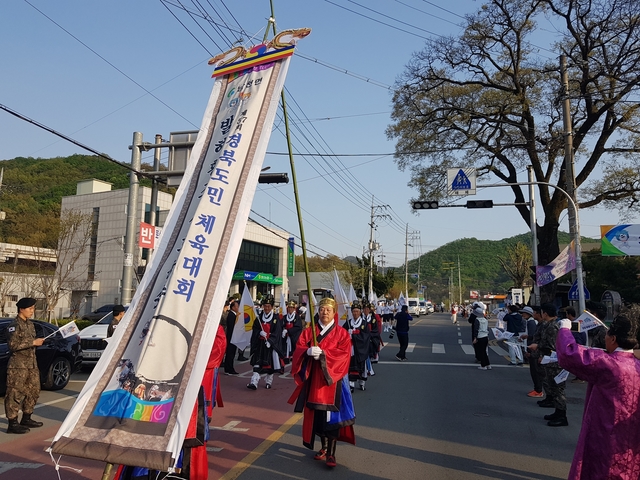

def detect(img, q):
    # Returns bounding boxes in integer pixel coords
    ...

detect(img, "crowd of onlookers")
[450,298,640,478]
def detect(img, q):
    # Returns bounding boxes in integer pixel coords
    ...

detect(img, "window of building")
[235,240,279,276]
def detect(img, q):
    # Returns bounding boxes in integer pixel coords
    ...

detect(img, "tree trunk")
[537,221,561,304]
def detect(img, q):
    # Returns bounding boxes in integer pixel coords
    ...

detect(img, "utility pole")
[404,224,409,299]
[561,55,586,312]
[368,196,389,301]
[561,54,579,285]
[442,262,455,309]
[527,166,540,305]
[457,255,462,305]
[121,132,142,305]
[148,134,162,260]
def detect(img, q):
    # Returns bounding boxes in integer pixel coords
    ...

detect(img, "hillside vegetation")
[0,155,156,248]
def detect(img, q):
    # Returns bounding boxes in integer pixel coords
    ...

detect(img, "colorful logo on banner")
[601,224,640,256]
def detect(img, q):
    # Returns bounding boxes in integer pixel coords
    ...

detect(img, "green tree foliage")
[582,251,640,304]
[0,155,157,248]
[498,242,533,288]
[387,0,640,302]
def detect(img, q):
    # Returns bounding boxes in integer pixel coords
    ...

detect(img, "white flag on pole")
[231,286,256,351]
[398,292,406,307]
[45,321,80,340]
[333,269,349,322]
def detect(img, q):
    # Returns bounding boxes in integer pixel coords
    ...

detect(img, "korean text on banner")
[50,31,308,473]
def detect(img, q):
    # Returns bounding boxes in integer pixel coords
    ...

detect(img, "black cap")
[16,297,36,309]
[112,304,126,314]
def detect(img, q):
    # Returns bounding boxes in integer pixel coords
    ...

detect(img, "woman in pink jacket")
[556,314,640,479]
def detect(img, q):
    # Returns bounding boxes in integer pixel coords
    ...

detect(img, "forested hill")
[409,233,600,295]
[0,155,149,248]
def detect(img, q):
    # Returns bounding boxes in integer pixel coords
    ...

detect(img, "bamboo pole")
[266,0,317,345]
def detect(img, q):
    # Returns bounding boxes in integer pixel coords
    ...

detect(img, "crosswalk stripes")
[460,344,475,355]
[403,343,511,358]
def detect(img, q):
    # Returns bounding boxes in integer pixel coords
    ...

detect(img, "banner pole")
[266,1,317,345]
[101,462,114,480]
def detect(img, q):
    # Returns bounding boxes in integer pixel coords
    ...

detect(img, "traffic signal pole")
[483,181,585,313]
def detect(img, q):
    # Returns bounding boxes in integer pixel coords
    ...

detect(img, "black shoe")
[544,412,560,421]
[246,383,257,390]
[225,370,239,376]
[547,416,568,427]
[237,356,248,362]
[7,419,29,434]
[537,399,554,408]
[265,383,272,389]
[19,414,43,428]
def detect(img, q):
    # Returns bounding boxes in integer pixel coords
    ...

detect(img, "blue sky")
[1,0,624,268]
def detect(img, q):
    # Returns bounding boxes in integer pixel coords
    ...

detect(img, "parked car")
[419,300,427,315]
[79,307,127,367]
[82,304,118,322]
[0,318,83,395]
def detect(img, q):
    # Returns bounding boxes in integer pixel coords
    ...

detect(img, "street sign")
[447,168,476,196]
[568,279,590,301]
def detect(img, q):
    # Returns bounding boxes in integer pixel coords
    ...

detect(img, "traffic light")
[258,173,289,184]
[412,200,439,209]
[466,200,494,209]
[530,265,537,283]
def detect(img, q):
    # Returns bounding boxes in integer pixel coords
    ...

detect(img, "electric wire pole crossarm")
[482,181,586,313]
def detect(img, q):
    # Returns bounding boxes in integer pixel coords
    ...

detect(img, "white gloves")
[558,319,572,330]
[265,341,271,348]
[307,346,323,360]
[348,329,354,335]
[282,329,288,338]
[260,330,268,339]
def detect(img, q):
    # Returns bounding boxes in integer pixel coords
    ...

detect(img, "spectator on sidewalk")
[520,306,543,397]
[556,314,640,479]
[472,304,491,370]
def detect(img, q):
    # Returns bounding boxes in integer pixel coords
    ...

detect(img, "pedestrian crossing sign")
[447,168,476,196]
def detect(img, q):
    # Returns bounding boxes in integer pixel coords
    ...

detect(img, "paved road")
[0,313,584,479]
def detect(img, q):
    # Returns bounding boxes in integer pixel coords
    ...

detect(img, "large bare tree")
[387,0,640,301]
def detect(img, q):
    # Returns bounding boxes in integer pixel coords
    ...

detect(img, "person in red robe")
[289,297,355,468]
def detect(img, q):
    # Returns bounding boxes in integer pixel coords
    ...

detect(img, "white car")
[419,301,427,315]
[79,313,112,366]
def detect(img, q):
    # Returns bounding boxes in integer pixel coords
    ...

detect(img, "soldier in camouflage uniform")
[4,297,45,434]
[533,303,568,427]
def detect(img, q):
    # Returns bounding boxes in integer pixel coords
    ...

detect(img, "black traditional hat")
[16,297,36,309]
[286,300,297,308]
[351,301,362,310]
[261,295,275,306]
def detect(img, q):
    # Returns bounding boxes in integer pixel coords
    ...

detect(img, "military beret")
[16,297,36,309]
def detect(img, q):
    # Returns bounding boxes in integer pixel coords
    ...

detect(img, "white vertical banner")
[51,33,308,472]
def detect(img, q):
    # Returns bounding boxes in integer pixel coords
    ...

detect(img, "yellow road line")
[219,413,303,480]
